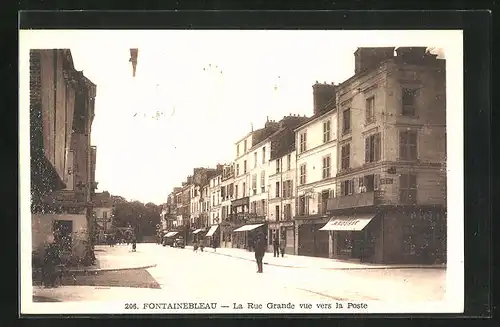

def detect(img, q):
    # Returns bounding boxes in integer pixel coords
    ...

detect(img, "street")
[33,243,446,305]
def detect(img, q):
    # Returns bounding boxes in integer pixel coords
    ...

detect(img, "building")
[322,47,447,264]
[30,49,98,266]
[92,191,114,244]
[268,148,297,255]
[220,163,235,247]
[229,121,281,249]
[208,171,222,242]
[294,82,338,258]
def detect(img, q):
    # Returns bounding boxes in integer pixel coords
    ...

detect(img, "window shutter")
[365,137,370,163]
[340,181,345,196]
[375,133,381,161]
[317,192,322,214]
[374,174,380,190]
[349,180,354,194]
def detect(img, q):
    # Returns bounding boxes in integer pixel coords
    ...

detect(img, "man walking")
[273,236,279,257]
[254,233,266,273]
[279,237,286,257]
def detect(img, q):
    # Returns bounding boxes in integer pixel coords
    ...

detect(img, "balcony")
[327,191,381,211]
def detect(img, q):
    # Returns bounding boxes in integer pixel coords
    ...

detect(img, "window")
[242,182,246,197]
[359,174,378,192]
[299,164,307,185]
[237,144,240,157]
[276,159,281,173]
[323,120,331,143]
[400,130,418,160]
[317,190,329,214]
[102,211,107,219]
[243,160,247,173]
[341,144,350,170]
[244,140,247,152]
[365,132,381,163]
[402,88,417,116]
[252,174,257,195]
[282,180,293,198]
[287,154,291,170]
[254,152,258,168]
[299,132,307,153]
[275,181,280,198]
[322,155,331,179]
[340,180,354,196]
[236,164,239,176]
[365,96,375,123]
[284,204,292,220]
[400,173,417,204]
[260,171,265,192]
[262,199,267,215]
[262,147,266,163]
[235,185,239,198]
[275,205,280,221]
[221,186,226,199]
[342,108,351,134]
[298,195,309,216]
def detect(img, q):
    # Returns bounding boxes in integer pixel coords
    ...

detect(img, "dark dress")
[43,243,60,287]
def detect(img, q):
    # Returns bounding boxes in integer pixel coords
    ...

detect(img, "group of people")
[253,234,286,273]
[193,238,217,252]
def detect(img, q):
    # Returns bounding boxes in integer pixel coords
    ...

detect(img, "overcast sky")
[20,30,459,204]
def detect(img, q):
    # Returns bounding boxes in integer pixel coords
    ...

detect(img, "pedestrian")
[273,236,279,257]
[212,238,217,252]
[254,233,266,273]
[279,237,286,257]
[131,235,137,252]
[42,235,61,288]
[199,238,204,252]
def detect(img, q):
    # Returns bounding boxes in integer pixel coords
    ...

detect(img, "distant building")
[92,192,114,244]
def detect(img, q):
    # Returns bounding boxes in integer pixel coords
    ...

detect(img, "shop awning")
[165,231,179,237]
[320,214,376,231]
[192,229,203,234]
[233,223,264,232]
[205,225,219,237]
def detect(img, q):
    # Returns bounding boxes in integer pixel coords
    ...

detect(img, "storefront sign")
[380,178,393,185]
[331,219,360,226]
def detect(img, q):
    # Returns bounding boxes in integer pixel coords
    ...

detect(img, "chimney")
[312,82,336,116]
[395,47,430,64]
[354,47,395,74]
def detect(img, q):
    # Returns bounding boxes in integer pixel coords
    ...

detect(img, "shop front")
[320,213,378,262]
[205,224,220,248]
[268,221,295,255]
[232,221,267,251]
[295,215,330,258]
[321,207,446,264]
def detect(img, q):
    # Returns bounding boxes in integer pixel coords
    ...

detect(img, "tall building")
[294,82,338,258]
[30,49,97,265]
[322,47,447,264]
[219,163,235,247]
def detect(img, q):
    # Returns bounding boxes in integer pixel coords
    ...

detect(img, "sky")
[20,30,457,204]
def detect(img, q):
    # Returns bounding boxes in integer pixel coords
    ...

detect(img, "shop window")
[337,231,353,256]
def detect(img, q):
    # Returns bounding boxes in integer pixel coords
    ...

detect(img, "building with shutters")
[220,163,235,247]
[294,82,339,258]
[322,47,447,264]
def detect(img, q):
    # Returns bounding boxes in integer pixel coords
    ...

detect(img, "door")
[314,224,329,258]
[298,224,314,256]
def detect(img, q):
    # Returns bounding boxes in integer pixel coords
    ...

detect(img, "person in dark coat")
[279,237,286,257]
[131,235,137,252]
[254,233,266,273]
[273,236,279,257]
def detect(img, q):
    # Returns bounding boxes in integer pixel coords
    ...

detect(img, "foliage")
[111,198,161,240]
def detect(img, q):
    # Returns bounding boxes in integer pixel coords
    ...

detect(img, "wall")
[32,214,88,260]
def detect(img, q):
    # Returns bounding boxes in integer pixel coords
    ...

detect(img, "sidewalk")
[189,246,446,270]
[67,244,157,274]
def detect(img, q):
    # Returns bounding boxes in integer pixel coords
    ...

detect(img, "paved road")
[143,244,446,303]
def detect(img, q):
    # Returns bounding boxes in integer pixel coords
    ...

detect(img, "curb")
[201,248,446,270]
[67,264,157,275]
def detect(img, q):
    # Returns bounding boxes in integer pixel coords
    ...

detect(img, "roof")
[294,107,336,132]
